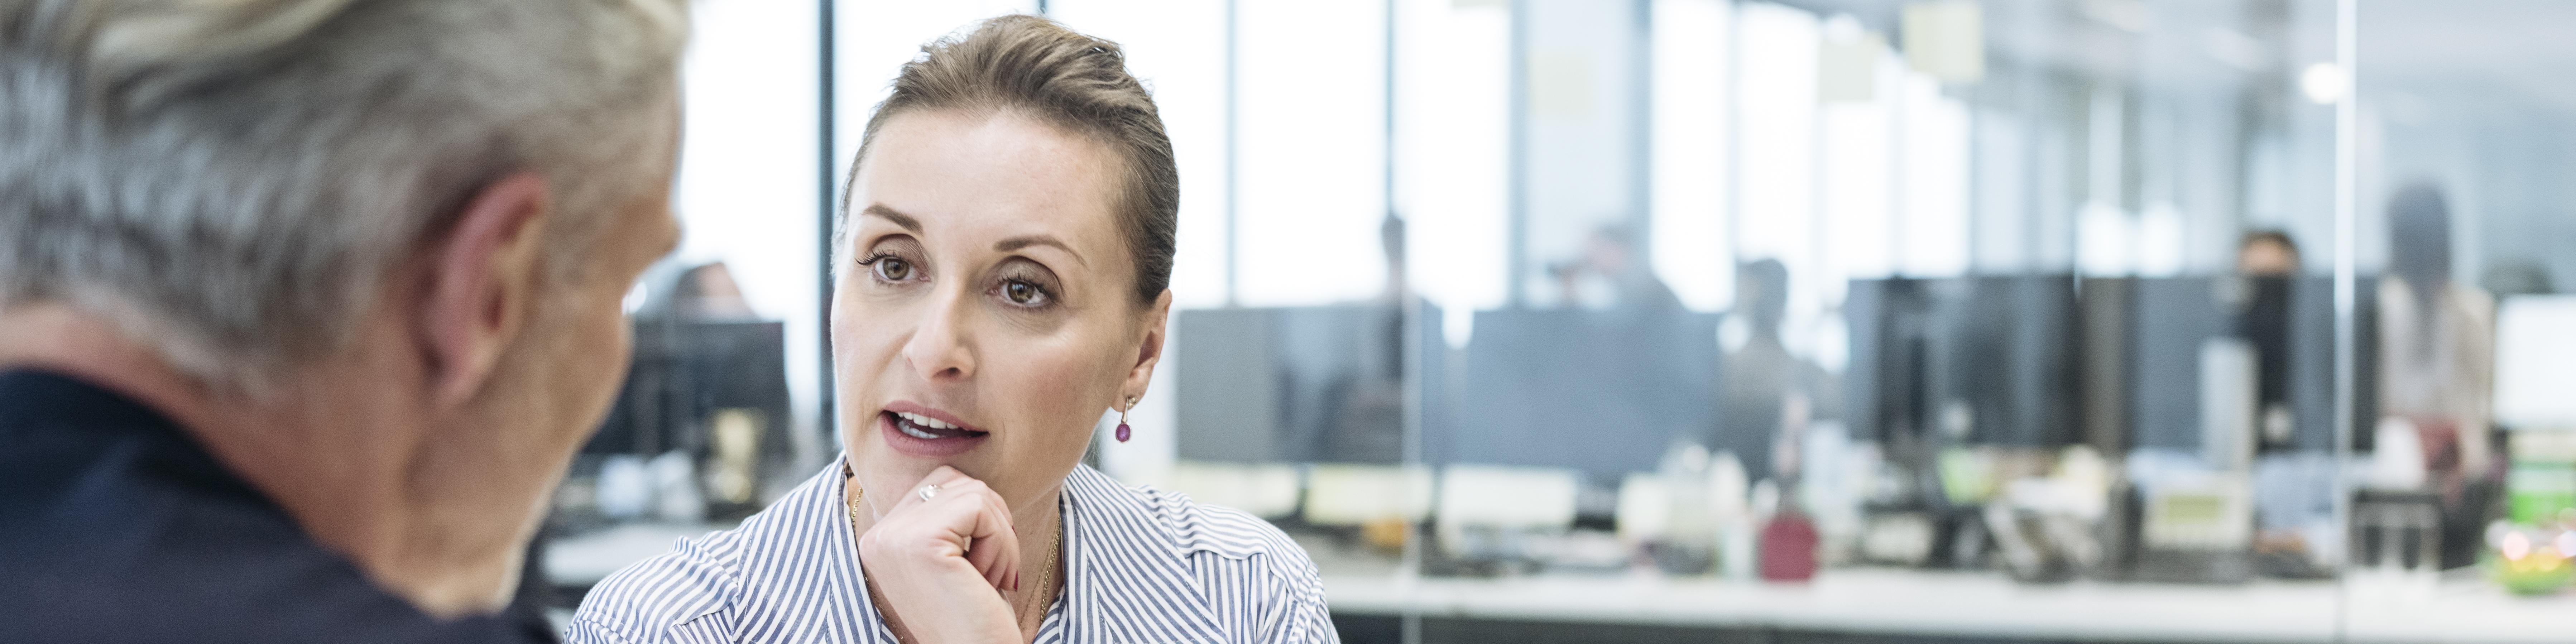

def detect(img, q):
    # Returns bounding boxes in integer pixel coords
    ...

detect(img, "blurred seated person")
[2376,183,2499,568]
[1550,222,1682,311]
[2232,231,2327,573]
[2234,230,2301,447]
[1715,259,1826,485]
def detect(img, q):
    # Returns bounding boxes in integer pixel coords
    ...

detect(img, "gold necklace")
[845,465,1063,633]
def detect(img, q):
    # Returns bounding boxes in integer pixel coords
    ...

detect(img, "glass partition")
[2342,0,2576,639]
[529,2,2576,641]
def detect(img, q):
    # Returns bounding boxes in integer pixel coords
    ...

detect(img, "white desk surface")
[1323,569,2575,644]
[555,527,2571,643]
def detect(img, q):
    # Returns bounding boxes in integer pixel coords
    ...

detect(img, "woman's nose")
[901,288,976,381]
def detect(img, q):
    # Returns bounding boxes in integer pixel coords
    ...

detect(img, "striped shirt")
[568,459,1339,644]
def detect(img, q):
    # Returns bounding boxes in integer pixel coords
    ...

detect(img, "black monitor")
[585,320,794,515]
[1935,275,2082,447]
[1845,277,1936,446]
[1848,275,2080,450]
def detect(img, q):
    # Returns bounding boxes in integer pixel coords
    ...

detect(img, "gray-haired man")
[0,1,689,641]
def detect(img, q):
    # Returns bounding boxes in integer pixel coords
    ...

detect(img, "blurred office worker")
[0,0,687,641]
[2235,230,2303,277]
[571,16,1336,644]
[2376,183,2500,568]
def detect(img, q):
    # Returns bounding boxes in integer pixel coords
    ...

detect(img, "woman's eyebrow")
[996,235,1087,267]
[862,204,921,232]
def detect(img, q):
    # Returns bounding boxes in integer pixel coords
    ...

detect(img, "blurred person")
[2230,232,2327,573]
[1550,222,1683,310]
[571,16,1336,644]
[2234,230,2300,447]
[1714,259,1825,485]
[2375,182,2499,568]
[2236,229,2302,276]
[1313,213,1412,462]
[0,0,687,641]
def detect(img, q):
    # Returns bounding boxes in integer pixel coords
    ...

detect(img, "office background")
[547,1,2576,643]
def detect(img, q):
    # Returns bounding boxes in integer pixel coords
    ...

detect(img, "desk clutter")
[1163,286,2576,600]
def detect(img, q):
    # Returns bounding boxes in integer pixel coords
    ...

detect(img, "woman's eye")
[872,257,913,282]
[1002,280,1049,306]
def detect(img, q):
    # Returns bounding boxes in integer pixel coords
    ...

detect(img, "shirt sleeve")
[1258,550,1342,644]
[1271,591,1342,644]
[564,614,643,644]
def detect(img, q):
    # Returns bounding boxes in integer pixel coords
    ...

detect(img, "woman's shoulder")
[569,463,850,643]
[1063,466,1322,587]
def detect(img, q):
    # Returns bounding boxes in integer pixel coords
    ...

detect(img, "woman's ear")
[1119,289,1174,402]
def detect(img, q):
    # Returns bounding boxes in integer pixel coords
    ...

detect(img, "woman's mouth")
[878,407,989,457]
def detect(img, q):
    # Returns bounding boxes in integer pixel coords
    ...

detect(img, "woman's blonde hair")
[841,14,1178,307]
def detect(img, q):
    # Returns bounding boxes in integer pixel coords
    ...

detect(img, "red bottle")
[1759,509,1821,582]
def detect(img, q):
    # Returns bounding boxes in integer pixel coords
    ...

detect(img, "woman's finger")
[941,478,1017,590]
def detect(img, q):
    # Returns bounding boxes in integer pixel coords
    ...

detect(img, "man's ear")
[1119,289,1175,403]
[417,172,553,407]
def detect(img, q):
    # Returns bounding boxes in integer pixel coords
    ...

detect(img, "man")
[0,1,687,641]
[2236,229,2302,276]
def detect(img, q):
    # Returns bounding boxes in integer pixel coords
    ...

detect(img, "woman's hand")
[857,466,1023,643]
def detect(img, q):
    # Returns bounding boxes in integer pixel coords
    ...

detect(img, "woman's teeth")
[896,412,957,431]
[898,421,943,439]
[892,411,976,439]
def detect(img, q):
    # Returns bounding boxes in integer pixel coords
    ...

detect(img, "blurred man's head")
[0,0,688,615]
[2236,230,2302,277]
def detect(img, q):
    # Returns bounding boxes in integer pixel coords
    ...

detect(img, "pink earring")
[1115,397,1134,443]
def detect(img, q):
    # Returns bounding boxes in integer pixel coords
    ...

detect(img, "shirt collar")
[1057,465,1230,644]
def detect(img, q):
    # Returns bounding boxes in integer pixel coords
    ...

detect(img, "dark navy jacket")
[0,370,553,643]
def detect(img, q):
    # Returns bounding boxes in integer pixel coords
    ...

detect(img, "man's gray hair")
[0,0,689,390]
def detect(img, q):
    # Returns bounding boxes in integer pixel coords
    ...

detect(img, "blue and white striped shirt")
[568,460,1339,644]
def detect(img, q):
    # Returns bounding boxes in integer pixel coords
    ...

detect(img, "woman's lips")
[878,410,989,458]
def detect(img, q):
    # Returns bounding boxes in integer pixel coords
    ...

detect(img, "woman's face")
[834,109,1168,519]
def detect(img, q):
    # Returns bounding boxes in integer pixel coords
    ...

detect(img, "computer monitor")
[1449,308,1720,480]
[1849,275,2079,450]
[585,319,795,516]
[2124,275,2373,455]
[2129,278,2239,452]
[2494,295,2576,430]
[1935,275,2082,447]
[2288,274,2378,452]
[1846,278,1936,446]
[1172,304,1435,465]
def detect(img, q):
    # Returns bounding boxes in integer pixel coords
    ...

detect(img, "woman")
[571,16,1335,644]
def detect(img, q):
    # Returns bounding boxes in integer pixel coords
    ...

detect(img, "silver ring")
[918,484,940,501]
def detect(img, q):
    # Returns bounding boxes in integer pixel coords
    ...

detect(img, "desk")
[550,527,2570,643]
[1324,569,2572,644]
